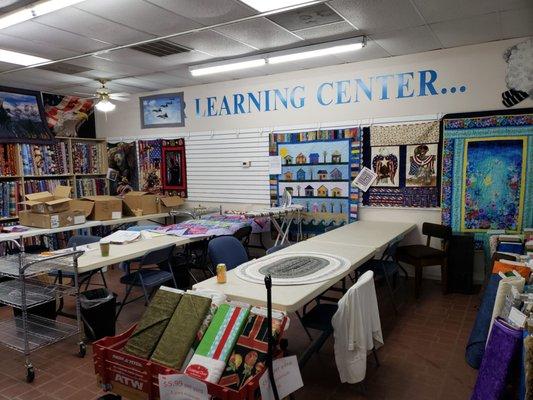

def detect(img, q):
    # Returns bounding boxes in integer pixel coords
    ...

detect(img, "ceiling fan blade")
[73,91,97,97]
[109,92,130,97]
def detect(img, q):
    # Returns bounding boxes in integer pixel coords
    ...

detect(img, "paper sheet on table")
[102,230,141,244]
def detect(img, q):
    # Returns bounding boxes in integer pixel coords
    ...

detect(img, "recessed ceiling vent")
[131,40,190,57]
[38,62,92,74]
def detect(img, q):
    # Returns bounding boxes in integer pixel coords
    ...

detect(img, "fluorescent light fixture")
[0,0,85,30]
[95,99,116,112]
[190,59,265,77]
[239,0,311,12]
[268,42,364,64]
[0,49,50,66]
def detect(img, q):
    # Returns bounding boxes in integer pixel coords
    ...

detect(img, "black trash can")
[80,288,116,341]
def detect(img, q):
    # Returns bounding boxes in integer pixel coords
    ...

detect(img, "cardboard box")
[19,210,87,229]
[19,186,72,214]
[74,196,123,221]
[157,196,184,213]
[123,191,158,215]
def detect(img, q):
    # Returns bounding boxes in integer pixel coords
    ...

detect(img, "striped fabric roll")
[184,304,250,383]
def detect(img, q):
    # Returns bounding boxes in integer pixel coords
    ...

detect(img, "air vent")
[268,3,343,31]
[131,40,190,57]
[38,62,92,74]
[0,0,35,16]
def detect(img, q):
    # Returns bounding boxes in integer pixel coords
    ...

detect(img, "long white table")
[193,240,376,312]
[76,234,196,273]
[0,212,172,242]
[307,220,416,249]
[193,220,416,312]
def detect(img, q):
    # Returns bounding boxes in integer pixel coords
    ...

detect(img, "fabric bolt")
[150,293,212,369]
[218,313,287,390]
[466,274,502,369]
[492,260,531,279]
[489,275,526,336]
[471,318,523,400]
[123,288,182,359]
[498,241,525,254]
[184,304,250,383]
[331,271,383,384]
[525,334,533,400]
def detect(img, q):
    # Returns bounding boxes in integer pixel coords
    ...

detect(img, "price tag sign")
[159,374,209,400]
[259,356,303,400]
[269,156,282,175]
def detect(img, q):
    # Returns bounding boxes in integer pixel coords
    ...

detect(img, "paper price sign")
[159,374,209,400]
[259,356,303,400]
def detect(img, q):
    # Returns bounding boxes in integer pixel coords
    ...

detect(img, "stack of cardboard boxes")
[18,187,184,229]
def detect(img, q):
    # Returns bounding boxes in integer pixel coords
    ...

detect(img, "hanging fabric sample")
[123,288,182,359]
[138,139,163,194]
[362,121,441,207]
[269,128,361,234]
[150,293,212,369]
[107,141,139,195]
[441,110,533,242]
[161,138,187,197]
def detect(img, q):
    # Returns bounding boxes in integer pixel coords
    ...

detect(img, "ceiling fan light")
[95,99,116,112]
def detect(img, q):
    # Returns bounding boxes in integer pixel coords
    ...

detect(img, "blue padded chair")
[49,235,106,290]
[358,240,407,314]
[118,225,161,271]
[207,236,248,271]
[115,244,176,319]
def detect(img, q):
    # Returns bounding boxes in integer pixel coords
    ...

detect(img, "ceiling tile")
[267,3,343,31]
[98,48,211,70]
[111,77,162,91]
[34,7,152,45]
[334,39,390,62]
[372,25,441,55]
[1,21,110,54]
[214,18,302,50]
[430,13,501,48]
[500,7,533,39]
[170,30,255,57]
[328,0,425,34]
[5,69,92,87]
[499,0,533,11]
[67,55,153,76]
[144,0,256,25]
[294,21,358,41]
[411,0,500,23]
[0,33,75,60]
[132,72,196,88]
[75,0,201,36]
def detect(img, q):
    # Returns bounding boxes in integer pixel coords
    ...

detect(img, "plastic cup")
[100,240,110,257]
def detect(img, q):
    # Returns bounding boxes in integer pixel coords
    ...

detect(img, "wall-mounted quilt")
[441,109,533,240]
[269,128,360,234]
[107,141,139,195]
[362,121,441,208]
[137,138,188,197]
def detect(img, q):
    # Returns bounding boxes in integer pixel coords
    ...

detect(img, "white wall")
[97,37,532,282]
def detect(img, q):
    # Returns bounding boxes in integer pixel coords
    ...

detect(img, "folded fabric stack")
[124,288,183,359]
[151,293,212,369]
[492,260,531,280]
[184,304,250,383]
[488,273,526,336]
[219,308,287,390]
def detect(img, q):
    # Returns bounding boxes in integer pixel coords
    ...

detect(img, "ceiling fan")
[75,79,130,112]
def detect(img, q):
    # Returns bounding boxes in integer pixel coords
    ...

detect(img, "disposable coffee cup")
[100,240,110,257]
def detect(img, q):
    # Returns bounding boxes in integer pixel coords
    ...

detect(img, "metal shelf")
[0,279,74,309]
[0,252,78,278]
[0,315,78,353]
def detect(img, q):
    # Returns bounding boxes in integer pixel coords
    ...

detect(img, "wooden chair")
[395,222,451,298]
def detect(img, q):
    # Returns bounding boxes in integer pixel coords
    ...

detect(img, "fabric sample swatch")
[123,288,182,359]
[471,318,523,400]
[218,313,286,390]
[150,293,212,369]
[184,304,250,383]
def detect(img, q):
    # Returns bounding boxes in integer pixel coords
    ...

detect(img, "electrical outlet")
[242,161,252,168]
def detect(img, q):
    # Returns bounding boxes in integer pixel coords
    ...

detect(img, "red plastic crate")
[93,326,268,400]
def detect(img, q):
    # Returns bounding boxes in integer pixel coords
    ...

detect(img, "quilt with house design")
[270,128,360,234]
